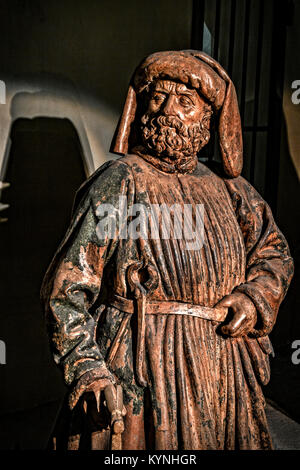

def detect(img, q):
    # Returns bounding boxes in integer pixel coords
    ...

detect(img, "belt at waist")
[108,294,228,323]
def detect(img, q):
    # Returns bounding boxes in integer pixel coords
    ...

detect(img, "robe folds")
[42,153,294,450]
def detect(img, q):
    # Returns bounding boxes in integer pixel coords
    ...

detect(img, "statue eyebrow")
[152,88,167,94]
[175,85,194,96]
[153,84,195,102]
[153,81,177,93]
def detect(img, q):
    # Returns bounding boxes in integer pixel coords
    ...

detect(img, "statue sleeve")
[47,161,133,389]
[225,176,294,337]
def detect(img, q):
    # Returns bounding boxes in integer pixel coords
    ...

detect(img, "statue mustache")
[142,114,191,135]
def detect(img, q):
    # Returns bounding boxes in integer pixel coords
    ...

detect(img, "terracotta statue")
[41,51,294,450]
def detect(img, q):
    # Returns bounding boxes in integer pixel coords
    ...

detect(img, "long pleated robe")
[42,153,294,450]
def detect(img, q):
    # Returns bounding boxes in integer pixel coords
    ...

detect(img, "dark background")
[0,0,299,449]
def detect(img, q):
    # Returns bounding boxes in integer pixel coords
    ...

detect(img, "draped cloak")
[42,153,294,450]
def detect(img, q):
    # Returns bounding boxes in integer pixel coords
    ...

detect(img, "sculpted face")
[140,80,212,161]
[148,80,207,125]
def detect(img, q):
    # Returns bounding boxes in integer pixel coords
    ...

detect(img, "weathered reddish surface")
[41,51,294,450]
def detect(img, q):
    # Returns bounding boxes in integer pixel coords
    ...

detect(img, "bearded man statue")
[41,51,294,450]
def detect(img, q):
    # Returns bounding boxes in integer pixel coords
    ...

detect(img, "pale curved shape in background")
[0,75,118,185]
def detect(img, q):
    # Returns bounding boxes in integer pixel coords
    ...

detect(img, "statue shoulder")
[73,158,134,213]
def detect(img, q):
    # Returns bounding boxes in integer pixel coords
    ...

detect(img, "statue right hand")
[68,367,116,411]
[82,378,115,413]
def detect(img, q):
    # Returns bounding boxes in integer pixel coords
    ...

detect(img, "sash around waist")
[108,294,228,323]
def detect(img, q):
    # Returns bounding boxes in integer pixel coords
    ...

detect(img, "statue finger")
[94,389,101,413]
[216,295,235,308]
[221,312,247,336]
[229,318,254,337]
[82,398,88,415]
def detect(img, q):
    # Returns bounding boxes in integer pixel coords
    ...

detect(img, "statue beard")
[140,109,212,162]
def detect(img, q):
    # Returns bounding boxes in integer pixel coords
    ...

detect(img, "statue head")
[140,79,212,162]
[111,50,243,178]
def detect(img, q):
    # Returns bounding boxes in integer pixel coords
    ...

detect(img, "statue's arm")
[225,176,294,337]
[48,203,115,402]
[47,160,133,408]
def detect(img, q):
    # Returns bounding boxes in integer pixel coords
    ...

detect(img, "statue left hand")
[216,292,257,337]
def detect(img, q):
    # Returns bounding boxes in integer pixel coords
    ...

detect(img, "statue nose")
[163,95,176,116]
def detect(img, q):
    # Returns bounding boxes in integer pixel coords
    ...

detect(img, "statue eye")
[179,96,193,107]
[152,93,165,103]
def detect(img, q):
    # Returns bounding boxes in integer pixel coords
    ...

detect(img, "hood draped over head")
[111,50,243,178]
